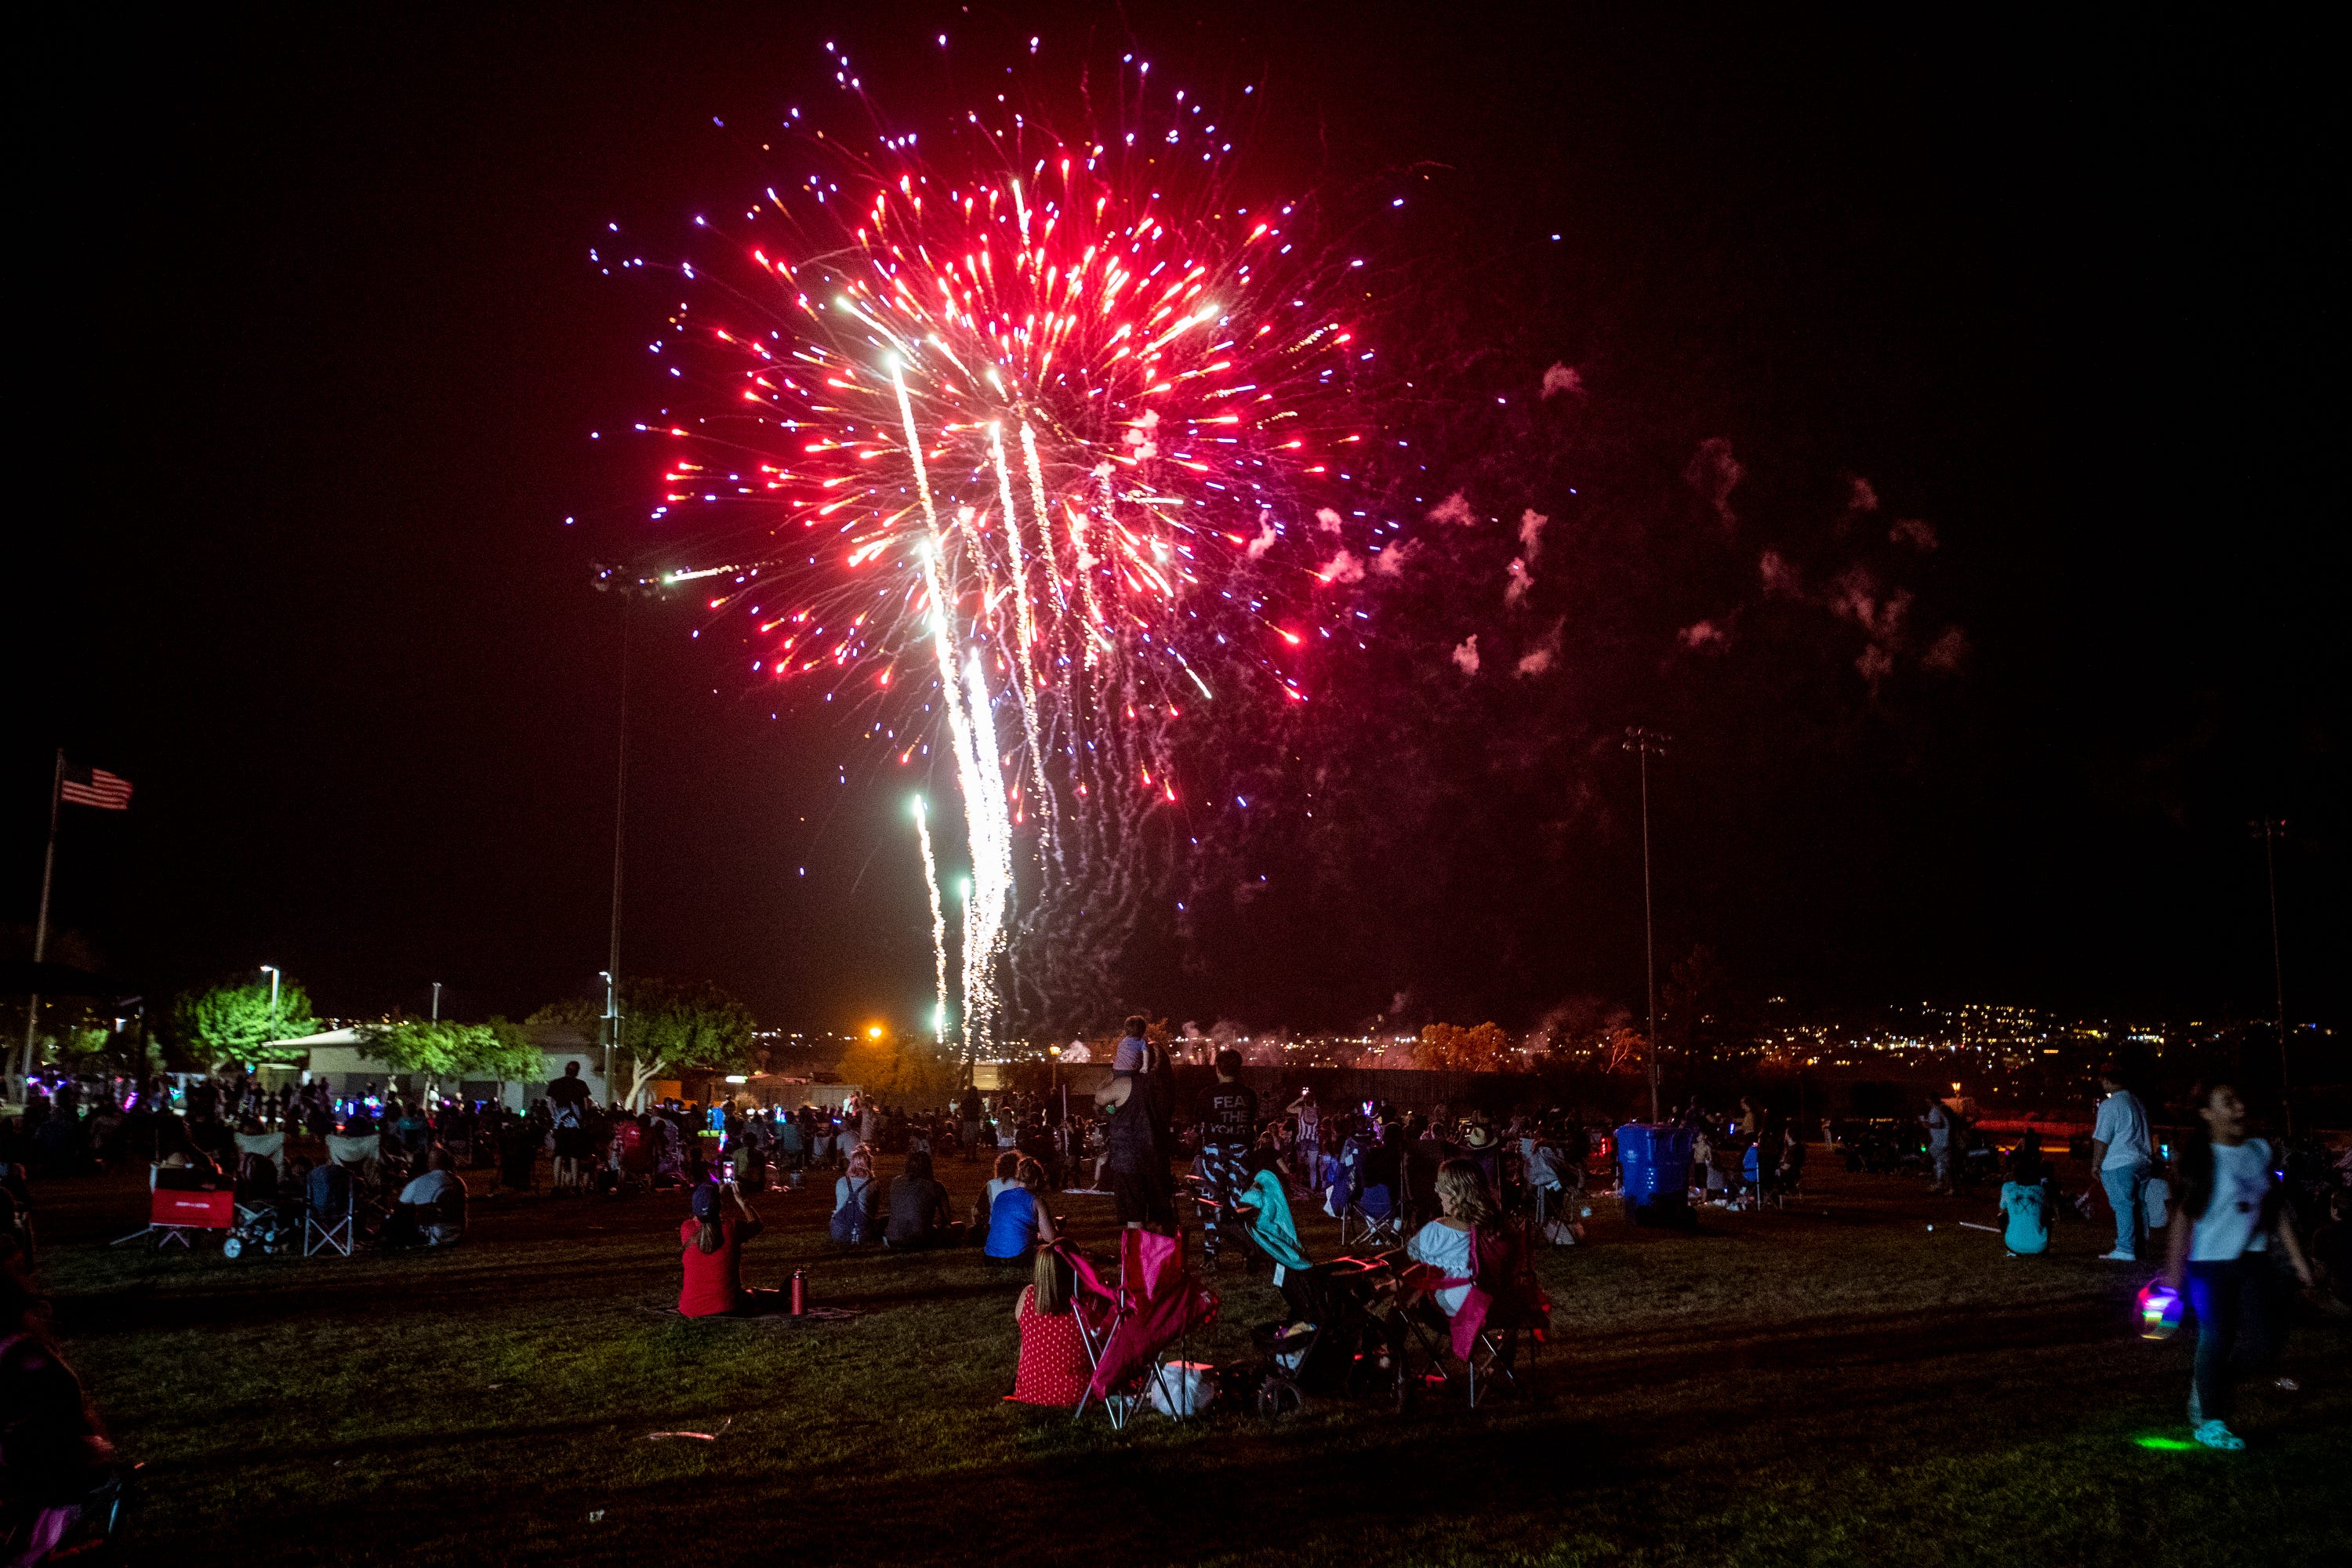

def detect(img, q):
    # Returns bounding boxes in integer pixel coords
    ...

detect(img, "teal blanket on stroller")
[1240,1168,1314,1274]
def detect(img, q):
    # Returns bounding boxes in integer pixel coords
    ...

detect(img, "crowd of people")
[9,1040,2351,1458]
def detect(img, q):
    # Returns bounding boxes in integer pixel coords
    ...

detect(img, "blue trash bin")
[1616,1123,1697,1229]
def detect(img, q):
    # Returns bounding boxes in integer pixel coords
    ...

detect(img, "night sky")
[13,5,2338,1036]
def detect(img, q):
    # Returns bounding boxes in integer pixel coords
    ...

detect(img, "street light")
[430,982,442,1023]
[1621,728,1671,1123]
[260,965,281,1021]
[592,565,662,1116]
[599,970,619,1102]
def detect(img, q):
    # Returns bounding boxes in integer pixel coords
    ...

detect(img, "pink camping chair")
[1057,1232,1219,1429]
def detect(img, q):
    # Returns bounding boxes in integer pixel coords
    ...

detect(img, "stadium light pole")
[2250,818,2292,1137]
[593,564,660,1100]
[1623,728,1671,1123]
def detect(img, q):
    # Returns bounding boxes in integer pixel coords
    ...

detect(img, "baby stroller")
[224,1152,296,1259]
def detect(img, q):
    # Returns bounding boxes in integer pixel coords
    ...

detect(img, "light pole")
[1622,728,1671,1123]
[2249,818,2292,1137]
[260,965,281,1021]
[430,982,442,1023]
[592,565,659,1106]
[599,969,619,1105]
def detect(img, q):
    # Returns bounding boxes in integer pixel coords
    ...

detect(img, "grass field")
[27,1150,2350,1567]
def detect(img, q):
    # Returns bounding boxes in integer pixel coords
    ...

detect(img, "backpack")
[830,1178,875,1245]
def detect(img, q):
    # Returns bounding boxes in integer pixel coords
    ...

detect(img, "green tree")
[170,977,320,1067]
[358,1017,543,1090]
[547,980,756,1108]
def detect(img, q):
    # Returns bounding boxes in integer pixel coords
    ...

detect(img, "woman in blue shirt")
[985,1158,1054,1260]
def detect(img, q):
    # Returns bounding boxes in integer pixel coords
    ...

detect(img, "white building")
[268,1025,610,1109]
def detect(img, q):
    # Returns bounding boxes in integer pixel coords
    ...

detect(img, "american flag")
[61,764,133,811]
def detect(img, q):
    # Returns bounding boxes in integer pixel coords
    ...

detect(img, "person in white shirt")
[2161,1082,2314,1452]
[396,1149,466,1246]
[2089,1066,2154,1261]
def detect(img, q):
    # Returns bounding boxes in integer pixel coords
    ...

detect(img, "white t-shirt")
[1406,1220,1475,1316]
[2188,1139,2274,1263]
[399,1168,461,1207]
[2092,1091,2152,1169]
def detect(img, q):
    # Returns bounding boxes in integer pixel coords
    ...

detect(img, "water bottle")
[790,1269,807,1316]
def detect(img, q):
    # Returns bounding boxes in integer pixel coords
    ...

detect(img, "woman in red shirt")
[678,1181,776,1316]
[1010,1243,1090,1405]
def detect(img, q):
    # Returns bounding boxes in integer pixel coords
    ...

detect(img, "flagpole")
[20,748,64,1105]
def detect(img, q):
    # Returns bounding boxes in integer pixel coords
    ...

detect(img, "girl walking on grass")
[2162,1082,2315,1450]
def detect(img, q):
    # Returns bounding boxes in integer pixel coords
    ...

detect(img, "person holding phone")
[678,1177,778,1316]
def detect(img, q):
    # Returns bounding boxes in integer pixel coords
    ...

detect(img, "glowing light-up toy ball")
[2136,1279,2184,1340]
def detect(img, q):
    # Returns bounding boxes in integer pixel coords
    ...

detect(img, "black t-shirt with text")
[1198,1081,1259,1144]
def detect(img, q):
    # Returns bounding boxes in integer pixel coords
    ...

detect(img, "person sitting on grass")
[830,1145,880,1247]
[985,1159,1058,1261]
[885,1149,965,1250]
[679,1178,779,1317]
[972,1149,1022,1229]
[1009,1241,1090,1406]
[1998,1153,2050,1256]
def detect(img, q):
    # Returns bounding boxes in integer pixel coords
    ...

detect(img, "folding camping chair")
[1391,1232,1549,1410]
[304,1161,355,1257]
[1055,1231,1218,1430]
[1340,1181,1403,1249]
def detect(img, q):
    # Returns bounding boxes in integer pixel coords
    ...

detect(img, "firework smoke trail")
[910,795,949,1043]
[615,46,1377,1033]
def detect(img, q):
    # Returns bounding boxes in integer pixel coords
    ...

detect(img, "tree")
[568,979,757,1109]
[357,1018,543,1091]
[1414,1022,1514,1073]
[170,977,319,1067]
[834,1030,963,1108]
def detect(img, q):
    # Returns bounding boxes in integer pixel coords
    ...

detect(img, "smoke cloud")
[1684,437,1744,528]
[1451,635,1481,675]
[1428,491,1478,527]
[1924,626,1970,673]
[1316,506,1346,535]
[1504,557,1534,606]
[1518,507,1550,562]
[1889,517,1939,551]
[1539,362,1584,398]
[1515,620,1563,677]
[1319,548,1365,586]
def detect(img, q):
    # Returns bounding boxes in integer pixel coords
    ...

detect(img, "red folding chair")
[1062,1231,1218,1428]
